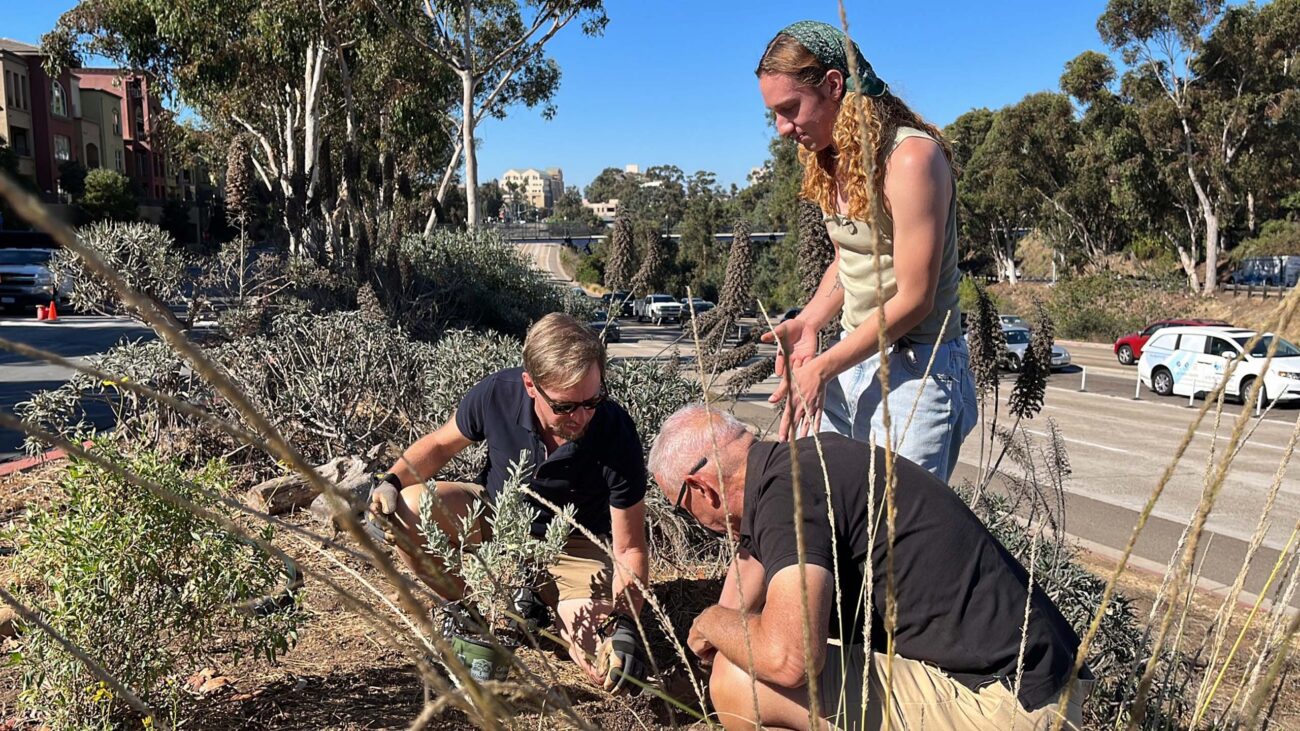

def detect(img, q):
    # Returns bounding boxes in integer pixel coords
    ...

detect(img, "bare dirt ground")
[2,462,1298,730]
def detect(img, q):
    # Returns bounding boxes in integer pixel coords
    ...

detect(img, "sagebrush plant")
[7,446,300,728]
[419,452,575,636]
[371,229,579,340]
[50,221,190,324]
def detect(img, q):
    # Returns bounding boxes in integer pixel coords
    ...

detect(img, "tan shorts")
[436,481,613,606]
[818,645,1092,730]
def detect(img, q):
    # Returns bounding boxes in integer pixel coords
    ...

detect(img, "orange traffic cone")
[35,305,47,321]
[45,301,58,321]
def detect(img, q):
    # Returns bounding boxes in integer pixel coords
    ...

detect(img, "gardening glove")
[506,583,552,638]
[366,472,403,542]
[596,613,647,694]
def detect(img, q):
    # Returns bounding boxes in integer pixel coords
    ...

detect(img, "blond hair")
[756,34,953,226]
[522,313,606,390]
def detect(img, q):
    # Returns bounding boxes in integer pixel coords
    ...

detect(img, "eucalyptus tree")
[374,0,607,229]
[45,0,461,264]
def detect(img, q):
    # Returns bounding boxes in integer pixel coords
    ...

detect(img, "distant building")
[500,167,564,212]
[582,198,618,223]
[77,68,170,200]
[624,164,640,175]
[0,38,87,196]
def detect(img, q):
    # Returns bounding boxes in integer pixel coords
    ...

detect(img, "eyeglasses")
[673,455,709,521]
[532,378,607,415]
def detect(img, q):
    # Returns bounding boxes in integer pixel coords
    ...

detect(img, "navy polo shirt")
[453,367,647,537]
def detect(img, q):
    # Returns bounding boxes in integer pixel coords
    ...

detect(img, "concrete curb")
[0,443,92,478]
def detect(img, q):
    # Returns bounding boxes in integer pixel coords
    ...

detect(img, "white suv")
[1138,326,1300,403]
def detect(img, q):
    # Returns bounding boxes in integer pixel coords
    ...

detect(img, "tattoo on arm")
[828,279,842,297]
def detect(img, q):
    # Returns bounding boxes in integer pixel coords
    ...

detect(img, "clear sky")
[5,0,1114,192]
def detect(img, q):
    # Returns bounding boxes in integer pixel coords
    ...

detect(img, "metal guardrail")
[1222,282,1294,298]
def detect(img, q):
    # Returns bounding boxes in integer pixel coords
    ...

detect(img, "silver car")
[1002,326,1071,372]
[0,248,72,312]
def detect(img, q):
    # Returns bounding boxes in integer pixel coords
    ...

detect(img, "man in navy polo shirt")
[369,313,649,691]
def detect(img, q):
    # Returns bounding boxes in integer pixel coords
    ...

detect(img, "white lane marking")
[1021,428,1132,455]
[1037,400,1292,453]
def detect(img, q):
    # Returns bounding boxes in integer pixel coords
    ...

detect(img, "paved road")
[517,242,573,285]
[0,315,155,459]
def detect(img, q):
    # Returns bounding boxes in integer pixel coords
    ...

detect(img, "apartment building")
[500,167,565,212]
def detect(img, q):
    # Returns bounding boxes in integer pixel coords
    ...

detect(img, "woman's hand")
[778,358,828,440]
[764,319,818,397]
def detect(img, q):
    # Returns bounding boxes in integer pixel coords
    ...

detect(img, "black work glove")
[506,583,552,637]
[596,613,647,693]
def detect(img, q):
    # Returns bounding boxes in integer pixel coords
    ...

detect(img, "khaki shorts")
[818,645,1092,730]
[436,481,613,606]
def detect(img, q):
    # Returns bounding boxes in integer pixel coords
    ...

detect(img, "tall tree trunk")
[423,139,464,236]
[461,72,479,229]
[1172,235,1201,292]
[460,2,480,231]
[1247,191,1257,235]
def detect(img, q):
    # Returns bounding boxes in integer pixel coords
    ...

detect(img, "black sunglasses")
[673,455,709,520]
[533,378,607,415]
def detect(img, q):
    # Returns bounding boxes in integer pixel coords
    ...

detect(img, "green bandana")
[774,20,888,97]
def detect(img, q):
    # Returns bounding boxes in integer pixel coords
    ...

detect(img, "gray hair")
[648,405,751,497]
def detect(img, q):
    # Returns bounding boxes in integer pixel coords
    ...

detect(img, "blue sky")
[5,0,1113,191]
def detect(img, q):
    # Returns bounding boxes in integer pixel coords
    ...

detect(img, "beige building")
[500,167,564,211]
[0,48,35,179]
[582,198,618,223]
[77,87,125,174]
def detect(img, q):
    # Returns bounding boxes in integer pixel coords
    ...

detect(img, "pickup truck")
[0,248,72,312]
[633,293,683,325]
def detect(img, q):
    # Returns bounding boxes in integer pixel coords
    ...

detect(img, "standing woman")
[757,20,976,482]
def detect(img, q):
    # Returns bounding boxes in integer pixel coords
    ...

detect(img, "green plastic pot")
[451,633,513,682]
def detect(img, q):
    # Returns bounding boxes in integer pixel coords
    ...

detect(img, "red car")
[1114,318,1232,365]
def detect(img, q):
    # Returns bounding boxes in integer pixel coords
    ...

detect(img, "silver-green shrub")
[419,452,575,635]
[50,221,189,321]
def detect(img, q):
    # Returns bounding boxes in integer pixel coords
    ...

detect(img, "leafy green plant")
[419,452,575,637]
[78,168,137,223]
[1046,274,1183,342]
[7,447,300,729]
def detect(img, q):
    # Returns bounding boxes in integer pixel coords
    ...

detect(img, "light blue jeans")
[820,335,978,482]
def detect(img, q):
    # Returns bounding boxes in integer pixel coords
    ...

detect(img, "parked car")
[1002,325,1071,372]
[780,307,803,323]
[999,314,1029,330]
[587,310,621,343]
[0,248,72,312]
[1139,326,1300,403]
[634,293,683,324]
[602,291,635,318]
[1113,318,1231,365]
[679,297,715,318]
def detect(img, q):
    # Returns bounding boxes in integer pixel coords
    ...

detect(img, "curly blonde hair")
[756,35,952,226]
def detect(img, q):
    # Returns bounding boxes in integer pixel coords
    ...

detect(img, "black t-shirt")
[740,434,1081,711]
[454,367,646,537]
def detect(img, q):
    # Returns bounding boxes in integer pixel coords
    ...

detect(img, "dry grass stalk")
[836,9,903,729]
[1191,413,1300,723]
[1126,296,1300,730]
[684,286,764,725]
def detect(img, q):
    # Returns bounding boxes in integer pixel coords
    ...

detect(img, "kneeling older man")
[649,405,1091,730]
[370,313,649,691]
